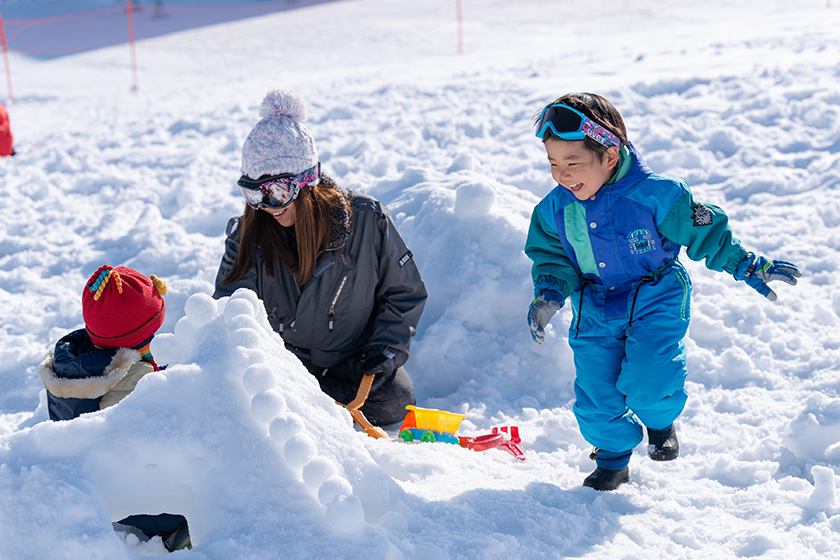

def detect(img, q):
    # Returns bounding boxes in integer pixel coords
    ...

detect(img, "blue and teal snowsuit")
[525,143,749,470]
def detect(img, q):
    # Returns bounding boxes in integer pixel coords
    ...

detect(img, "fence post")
[0,12,13,104]
[126,0,139,91]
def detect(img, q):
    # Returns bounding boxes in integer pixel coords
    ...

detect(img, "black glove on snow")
[361,345,397,378]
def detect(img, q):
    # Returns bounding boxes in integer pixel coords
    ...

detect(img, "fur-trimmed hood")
[38,346,143,400]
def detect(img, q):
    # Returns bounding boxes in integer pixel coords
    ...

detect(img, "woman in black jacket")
[214,90,427,433]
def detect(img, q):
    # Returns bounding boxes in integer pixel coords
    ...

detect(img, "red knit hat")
[82,265,167,349]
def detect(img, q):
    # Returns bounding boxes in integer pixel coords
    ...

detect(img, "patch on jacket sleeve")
[398,250,413,267]
[691,204,713,227]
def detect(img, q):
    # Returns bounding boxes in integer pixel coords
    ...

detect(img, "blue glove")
[528,290,564,344]
[733,252,800,301]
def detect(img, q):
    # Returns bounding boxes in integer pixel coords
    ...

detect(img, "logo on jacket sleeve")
[398,251,413,267]
[627,229,655,255]
[692,204,713,226]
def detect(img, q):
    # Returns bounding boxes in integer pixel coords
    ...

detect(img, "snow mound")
[783,394,840,462]
[0,290,408,558]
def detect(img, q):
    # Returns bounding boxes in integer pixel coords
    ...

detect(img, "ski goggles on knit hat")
[237,163,320,210]
[535,104,620,148]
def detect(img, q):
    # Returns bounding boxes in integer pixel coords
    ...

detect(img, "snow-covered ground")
[1,0,840,558]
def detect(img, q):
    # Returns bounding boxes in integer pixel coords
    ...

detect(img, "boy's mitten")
[733,252,800,301]
[528,290,564,344]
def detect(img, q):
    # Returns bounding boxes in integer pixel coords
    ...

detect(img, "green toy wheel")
[420,431,437,443]
[398,430,414,442]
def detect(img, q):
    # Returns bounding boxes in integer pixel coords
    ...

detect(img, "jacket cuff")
[534,277,567,301]
[723,246,751,276]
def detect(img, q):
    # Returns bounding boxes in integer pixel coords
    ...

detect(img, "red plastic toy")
[459,426,525,461]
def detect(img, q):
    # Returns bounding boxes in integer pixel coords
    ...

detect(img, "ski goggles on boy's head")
[535,104,620,148]
[237,163,320,210]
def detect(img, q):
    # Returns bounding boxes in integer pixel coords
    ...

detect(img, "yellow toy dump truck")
[397,405,466,444]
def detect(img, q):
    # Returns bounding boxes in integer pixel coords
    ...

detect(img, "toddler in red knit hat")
[36,265,192,551]
[38,265,168,422]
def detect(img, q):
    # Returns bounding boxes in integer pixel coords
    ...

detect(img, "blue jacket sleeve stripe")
[563,201,600,278]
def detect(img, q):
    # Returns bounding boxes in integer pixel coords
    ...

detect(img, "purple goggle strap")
[536,104,620,148]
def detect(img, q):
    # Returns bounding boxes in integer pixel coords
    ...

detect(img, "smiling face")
[262,200,297,227]
[544,138,619,201]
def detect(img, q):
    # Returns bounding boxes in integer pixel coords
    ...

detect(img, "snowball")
[242,364,276,396]
[783,395,840,461]
[150,333,181,365]
[173,317,201,346]
[269,414,305,445]
[224,297,256,323]
[231,327,261,350]
[239,349,266,369]
[318,477,353,506]
[302,457,338,489]
[354,471,398,522]
[454,181,496,218]
[808,465,837,511]
[228,313,262,331]
[718,346,758,388]
[183,293,218,325]
[325,495,366,534]
[283,433,317,468]
[447,151,476,173]
[250,390,286,423]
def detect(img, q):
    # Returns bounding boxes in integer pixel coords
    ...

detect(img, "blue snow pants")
[568,262,691,470]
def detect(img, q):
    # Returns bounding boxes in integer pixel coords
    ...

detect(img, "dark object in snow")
[114,514,192,552]
[647,424,679,461]
[583,466,630,491]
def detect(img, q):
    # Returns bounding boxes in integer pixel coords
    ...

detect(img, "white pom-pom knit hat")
[240,89,318,179]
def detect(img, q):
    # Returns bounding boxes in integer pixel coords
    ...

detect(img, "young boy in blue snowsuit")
[37,265,191,551]
[525,93,801,491]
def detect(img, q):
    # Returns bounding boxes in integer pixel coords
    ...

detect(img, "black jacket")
[213,188,427,378]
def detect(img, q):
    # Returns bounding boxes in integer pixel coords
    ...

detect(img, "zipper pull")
[328,275,348,333]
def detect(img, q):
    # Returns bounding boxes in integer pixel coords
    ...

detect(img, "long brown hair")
[221,175,350,287]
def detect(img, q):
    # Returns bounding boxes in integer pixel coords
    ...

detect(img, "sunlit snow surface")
[1,0,839,558]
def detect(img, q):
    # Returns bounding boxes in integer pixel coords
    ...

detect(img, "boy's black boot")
[647,424,679,461]
[583,466,630,491]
